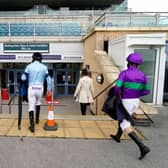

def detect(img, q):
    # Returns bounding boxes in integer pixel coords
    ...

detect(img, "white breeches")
[28,85,44,111]
[120,98,139,131]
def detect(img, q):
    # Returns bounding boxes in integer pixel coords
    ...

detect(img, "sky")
[128,0,168,12]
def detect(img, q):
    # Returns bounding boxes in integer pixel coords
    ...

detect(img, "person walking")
[74,68,94,115]
[111,53,150,160]
[21,52,52,133]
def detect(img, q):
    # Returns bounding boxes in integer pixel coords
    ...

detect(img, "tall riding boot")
[129,131,150,160]
[110,122,122,143]
[36,105,40,124]
[29,111,35,133]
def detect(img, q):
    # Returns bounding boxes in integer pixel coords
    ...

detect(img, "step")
[0,113,113,121]
[133,119,153,127]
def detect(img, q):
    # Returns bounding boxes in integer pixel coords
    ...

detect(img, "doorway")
[134,48,157,103]
[54,63,80,96]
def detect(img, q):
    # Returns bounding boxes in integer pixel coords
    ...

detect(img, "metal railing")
[0,22,84,37]
[94,12,168,28]
[93,80,116,115]
[0,11,168,38]
[7,83,19,114]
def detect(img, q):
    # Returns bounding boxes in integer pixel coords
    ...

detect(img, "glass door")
[54,63,80,96]
[55,70,78,96]
[55,70,66,95]
[134,48,157,103]
[67,70,78,95]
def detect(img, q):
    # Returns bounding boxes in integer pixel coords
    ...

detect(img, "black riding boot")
[110,122,122,143]
[36,105,40,124]
[29,111,35,133]
[129,131,150,160]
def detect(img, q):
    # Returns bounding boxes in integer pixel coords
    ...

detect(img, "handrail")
[94,80,116,100]
[8,94,17,106]
[138,99,154,124]
[93,80,116,115]
[138,106,154,124]
[7,83,19,114]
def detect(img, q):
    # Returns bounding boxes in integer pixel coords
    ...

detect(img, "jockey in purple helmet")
[111,53,150,160]
[114,53,150,98]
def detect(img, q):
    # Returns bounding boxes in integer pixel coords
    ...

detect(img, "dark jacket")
[102,87,134,125]
[102,93,117,120]
[20,79,28,102]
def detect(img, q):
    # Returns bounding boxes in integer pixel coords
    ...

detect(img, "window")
[134,49,156,103]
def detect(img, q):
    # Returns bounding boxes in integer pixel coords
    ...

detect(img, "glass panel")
[66,63,71,68]
[55,63,66,69]
[57,86,64,95]
[67,71,77,84]
[17,72,22,83]
[134,49,156,103]
[68,86,76,95]
[0,70,7,88]
[9,71,14,94]
[56,71,65,84]
[16,71,22,93]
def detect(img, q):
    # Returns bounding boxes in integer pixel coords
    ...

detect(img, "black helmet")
[32,52,42,62]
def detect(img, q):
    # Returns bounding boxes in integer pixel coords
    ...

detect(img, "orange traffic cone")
[44,105,58,131]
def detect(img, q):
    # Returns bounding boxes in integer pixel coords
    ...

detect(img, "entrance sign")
[4,43,49,53]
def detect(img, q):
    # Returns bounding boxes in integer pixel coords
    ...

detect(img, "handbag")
[102,94,117,120]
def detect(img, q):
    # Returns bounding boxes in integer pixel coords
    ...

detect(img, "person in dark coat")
[111,53,150,160]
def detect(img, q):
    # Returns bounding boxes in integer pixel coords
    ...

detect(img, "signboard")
[0,55,15,60]
[43,55,61,60]
[4,43,49,53]
[15,55,61,61]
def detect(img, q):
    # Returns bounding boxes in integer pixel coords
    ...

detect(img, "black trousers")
[80,103,88,115]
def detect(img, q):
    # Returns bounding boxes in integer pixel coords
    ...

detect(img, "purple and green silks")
[114,66,150,99]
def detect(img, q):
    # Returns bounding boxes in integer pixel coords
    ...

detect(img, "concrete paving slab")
[0,117,144,140]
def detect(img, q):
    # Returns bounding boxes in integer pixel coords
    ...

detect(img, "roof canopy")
[0,0,124,11]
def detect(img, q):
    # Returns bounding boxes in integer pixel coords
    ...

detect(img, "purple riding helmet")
[127,53,142,65]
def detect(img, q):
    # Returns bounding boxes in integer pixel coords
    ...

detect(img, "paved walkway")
[0,96,144,140]
[0,105,167,168]
[0,117,143,140]
[1,96,168,168]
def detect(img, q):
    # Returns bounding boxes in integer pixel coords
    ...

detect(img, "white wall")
[156,46,166,104]
[50,42,83,62]
[108,36,126,70]
[50,42,83,56]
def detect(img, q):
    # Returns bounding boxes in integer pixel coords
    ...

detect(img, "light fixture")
[96,73,104,84]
